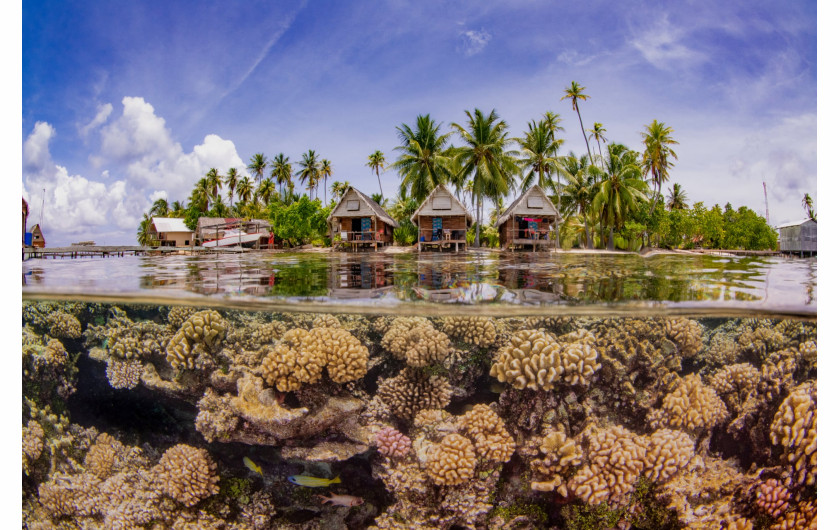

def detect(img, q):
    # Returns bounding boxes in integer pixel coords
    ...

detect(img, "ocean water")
[21,252,817,529]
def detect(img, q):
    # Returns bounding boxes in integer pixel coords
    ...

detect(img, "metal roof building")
[777,218,816,256]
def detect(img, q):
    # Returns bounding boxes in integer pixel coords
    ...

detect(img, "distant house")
[327,187,397,251]
[778,218,816,257]
[196,217,272,248]
[411,185,474,252]
[22,198,29,246]
[29,224,46,248]
[494,185,560,251]
[149,217,194,247]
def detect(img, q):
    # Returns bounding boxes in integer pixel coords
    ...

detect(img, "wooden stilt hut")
[327,187,397,251]
[411,185,473,252]
[495,185,560,251]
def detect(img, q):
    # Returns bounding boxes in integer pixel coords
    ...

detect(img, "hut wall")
[334,216,393,243]
[331,190,378,217]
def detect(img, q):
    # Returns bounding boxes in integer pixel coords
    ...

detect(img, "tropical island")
[137,82,795,253]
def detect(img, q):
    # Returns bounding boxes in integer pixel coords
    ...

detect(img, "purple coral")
[376,427,411,458]
[756,478,790,518]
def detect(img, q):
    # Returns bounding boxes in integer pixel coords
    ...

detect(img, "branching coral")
[649,374,728,437]
[105,358,145,390]
[167,306,198,328]
[490,329,564,391]
[738,326,789,363]
[568,425,647,506]
[663,318,705,358]
[154,444,220,506]
[376,427,412,458]
[383,317,451,367]
[165,310,227,370]
[555,329,602,387]
[642,428,694,483]
[769,500,816,530]
[46,312,82,339]
[38,472,102,517]
[441,316,497,348]
[770,382,817,487]
[312,313,341,328]
[23,420,45,475]
[756,478,790,518]
[530,430,583,494]
[426,433,477,486]
[457,404,515,464]
[379,368,452,420]
[708,363,761,413]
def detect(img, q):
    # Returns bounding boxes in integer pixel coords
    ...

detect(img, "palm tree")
[149,198,170,217]
[257,179,274,206]
[208,195,227,217]
[320,159,333,204]
[561,81,594,165]
[392,114,453,202]
[271,154,293,197]
[248,153,267,185]
[371,193,388,207]
[667,183,689,211]
[225,168,240,207]
[367,150,386,197]
[587,122,608,169]
[296,150,320,200]
[593,143,649,250]
[802,193,816,221]
[205,168,222,199]
[137,213,154,246]
[641,120,679,215]
[236,175,254,205]
[542,111,563,140]
[451,108,519,247]
[190,177,212,211]
[170,201,185,217]
[331,180,351,199]
[558,153,598,249]
[516,119,564,193]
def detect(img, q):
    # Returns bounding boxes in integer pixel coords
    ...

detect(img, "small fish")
[316,492,364,507]
[288,475,341,487]
[243,456,263,476]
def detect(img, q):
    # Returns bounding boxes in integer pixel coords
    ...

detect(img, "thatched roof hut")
[327,187,397,250]
[494,185,559,250]
[411,185,473,252]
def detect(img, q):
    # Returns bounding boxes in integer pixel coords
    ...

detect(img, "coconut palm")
[587,122,608,169]
[225,168,240,207]
[170,201,185,217]
[392,114,453,202]
[593,143,649,250]
[641,120,679,215]
[190,177,212,211]
[802,193,816,221]
[367,150,386,197]
[516,119,564,193]
[331,180,351,200]
[320,159,333,204]
[371,193,388,207]
[208,195,227,217]
[271,154,293,197]
[137,213,154,246]
[561,81,594,165]
[248,153,267,185]
[205,168,222,198]
[296,150,320,200]
[558,153,599,249]
[236,176,254,205]
[257,179,274,206]
[451,108,519,247]
[149,198,170,217]
[667,183,689,211]
[542,111,563,140]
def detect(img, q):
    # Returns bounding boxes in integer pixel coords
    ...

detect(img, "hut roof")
[411,185,474,224]
[150,217,191,233]
[777,218,816,229]
[494,185,560,228]
[328,187,398,227]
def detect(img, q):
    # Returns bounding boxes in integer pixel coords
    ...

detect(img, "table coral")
[426,433,477,486]
[441,316,497,348]
[379,368,452,420]
[457,404,515,464]
[649,374,728,437]
[770,382,817,487]
[154,444,220,506]
[165,310,227,370]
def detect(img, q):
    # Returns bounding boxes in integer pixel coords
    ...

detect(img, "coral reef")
[383,317,452,367]
[376,427,411,458]
[457,404,515,464]
[105,358,145,389]
[425,433,477,486]
[649,374,728,438]
[441,316,498,348]
[756,478,790,518]
[379,368,452,420]
[165,309,227,370]
[155,444,220,506]
[770,382,817,487]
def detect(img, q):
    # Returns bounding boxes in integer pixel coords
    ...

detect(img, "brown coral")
[489,329,564,391]
[379,368,452,420]
[383,317,451,367]
[756,478,790,518]
[167,306,197,328]
[441,316,497,348]
[568,425,647,506]
[649,374,728,436]
[426,433,477,486]
[38,472,101,517]
[154,444,219,506]
[105,358,145,390]
[555,329,602,387]
[530,430,583,494]
[23,420,45,472]
[664,318,704,358]
[46,311,82,339]
[84,433,122,479]
[457,404,515,463]
[44,338,69,367]
[642,428,694,483]
[165,310,227,370]
[770,382,816,487]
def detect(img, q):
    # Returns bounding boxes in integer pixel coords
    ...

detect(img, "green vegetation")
[489,502,548,525]
[135,81,779,251]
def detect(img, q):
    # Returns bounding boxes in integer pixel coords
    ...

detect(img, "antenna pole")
[763,181,769,224]
[39,188,45,226]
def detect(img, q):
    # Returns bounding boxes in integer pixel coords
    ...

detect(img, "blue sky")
[20,0,818,245]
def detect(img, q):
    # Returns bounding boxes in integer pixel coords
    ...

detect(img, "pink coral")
[756,478,790,518]
[376,427,411,458]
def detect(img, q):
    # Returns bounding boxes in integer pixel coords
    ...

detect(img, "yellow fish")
[288,475,341,487]
[243,457,263,476]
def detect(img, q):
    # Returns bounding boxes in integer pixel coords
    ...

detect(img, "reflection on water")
[22,251,816,315]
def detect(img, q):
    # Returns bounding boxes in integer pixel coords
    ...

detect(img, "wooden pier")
[22,245,226,260]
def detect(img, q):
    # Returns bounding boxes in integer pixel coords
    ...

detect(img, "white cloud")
[630,16,705,70]
[79,103,113,137]
[459,29,491,57]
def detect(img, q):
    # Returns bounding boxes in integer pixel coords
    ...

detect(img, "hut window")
[432,197,451,210]
[527,196,543,208]
[347,200,360,211]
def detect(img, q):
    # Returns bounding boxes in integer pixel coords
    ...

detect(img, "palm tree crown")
[271,154,293,197]
[667,183,689,211]
[320,159,333,205]
[296,150,320,200]
[392,114,453,203]
[593,143,649,249]
[561,81,594,165]
[225,168,240,207]
[367,150,386,197]
[516,119,564,193]
[641,120,679,214]
[587,122,608,169]
[248,153,267,185]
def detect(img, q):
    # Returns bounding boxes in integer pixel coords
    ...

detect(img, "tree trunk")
[475,196,482,248]
[376,169,383,198]
[576,108,594,166]
[608,226,615,250]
